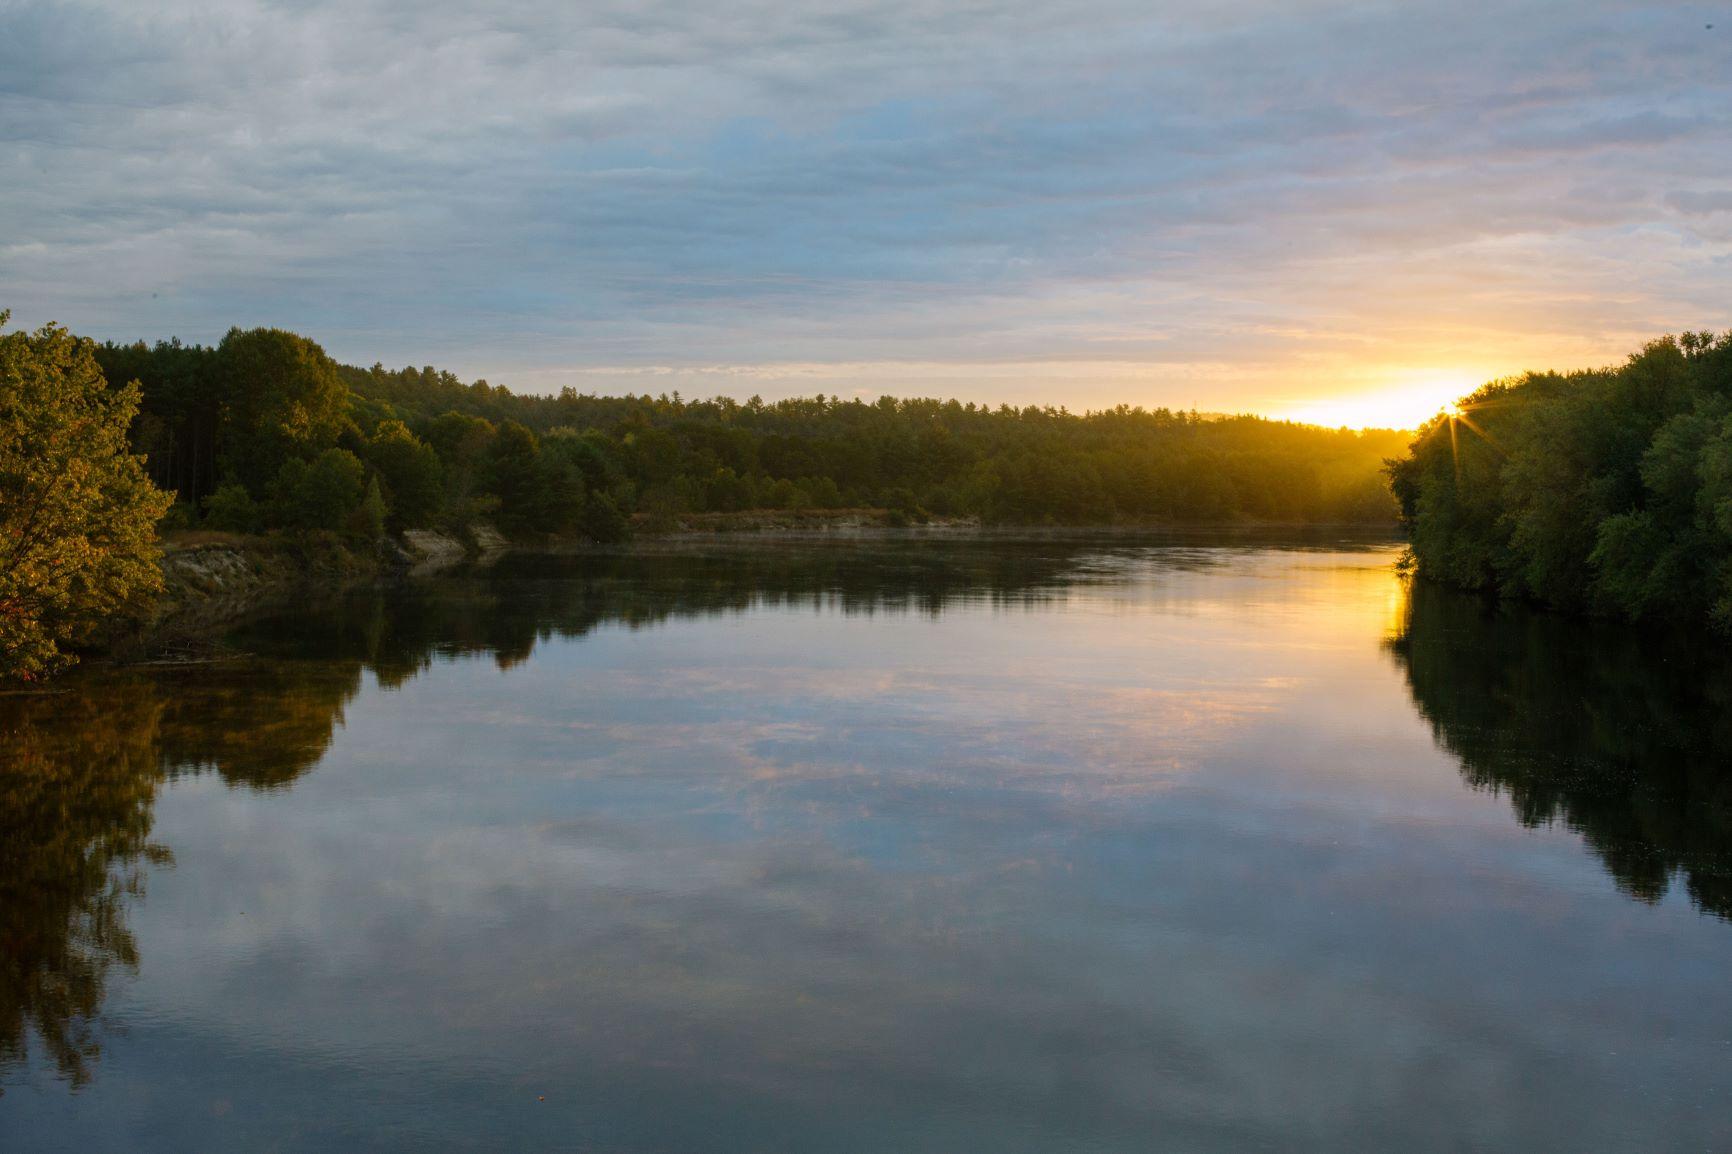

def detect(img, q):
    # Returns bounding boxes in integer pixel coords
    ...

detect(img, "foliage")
[156,501,197,534]
[1388,331,1732,629]
[92,322,1407,542]
[364,420,443,529]
[268,448,368,533]
[355,476,388,541]
[0,314,172,680]
[94,337,221,507]
[364,382,1404,531]
[201,483,260,533]
[483,420,548,534]
[213,328,350,497]
[579,490,630,543]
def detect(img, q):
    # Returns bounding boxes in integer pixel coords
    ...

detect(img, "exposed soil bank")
[125,527,502,658]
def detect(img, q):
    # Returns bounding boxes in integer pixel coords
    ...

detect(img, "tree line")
[98,326,1406,541]
[1387,330,1732,630]
[4,313,1407,679]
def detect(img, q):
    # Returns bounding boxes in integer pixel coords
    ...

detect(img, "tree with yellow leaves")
[1,312,172,680]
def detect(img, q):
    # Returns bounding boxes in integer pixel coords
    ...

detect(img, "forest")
[96,326,1406,540]
[1387,330,1732,631]
[4,315,1408,679]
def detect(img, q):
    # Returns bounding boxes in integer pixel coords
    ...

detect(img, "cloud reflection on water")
[4,537,1731,1152]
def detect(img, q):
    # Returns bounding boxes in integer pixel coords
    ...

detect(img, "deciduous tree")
[1,314,172,680]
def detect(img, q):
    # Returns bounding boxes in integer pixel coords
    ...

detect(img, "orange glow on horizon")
[1274,370,1487,431]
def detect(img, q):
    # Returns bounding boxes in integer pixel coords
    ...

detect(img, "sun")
[1279,371,1484,430]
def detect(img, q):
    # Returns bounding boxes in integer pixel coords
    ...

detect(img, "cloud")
[1,0,1728,414]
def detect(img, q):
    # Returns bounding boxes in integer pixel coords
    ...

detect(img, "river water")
[3,535,1729,1151]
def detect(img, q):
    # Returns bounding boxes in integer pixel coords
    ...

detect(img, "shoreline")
[102,516,1405,668]
[597,507,1402,543]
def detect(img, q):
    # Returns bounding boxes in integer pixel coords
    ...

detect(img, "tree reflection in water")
[1390,578,1732,919]
[0,540,1103,1089]
[14,538,1727,1098]
[0,661,364,1088]
[0,688,163,1089]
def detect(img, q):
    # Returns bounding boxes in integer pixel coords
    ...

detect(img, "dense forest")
[95,326,1406,541]
[5,314,1407,679]
[1387,331,1732,630]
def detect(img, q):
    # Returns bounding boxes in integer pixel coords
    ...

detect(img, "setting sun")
[1277,371,1485,430]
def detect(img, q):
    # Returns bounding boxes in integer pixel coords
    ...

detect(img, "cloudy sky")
[3,1,1729,424]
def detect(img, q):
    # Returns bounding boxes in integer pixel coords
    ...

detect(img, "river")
[3,534,1729,1151]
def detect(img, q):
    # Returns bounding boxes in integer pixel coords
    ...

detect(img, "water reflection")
[1390,578,1732,919]
[1,539,1162,1089]
[230,541,1206,669]
[5,535,1731,1142]
[0,689,162,1089]
[0,663,361,1088]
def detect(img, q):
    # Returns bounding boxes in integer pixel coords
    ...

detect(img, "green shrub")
[202,484,260,532]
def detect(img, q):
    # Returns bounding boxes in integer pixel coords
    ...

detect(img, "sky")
[2,1,1729,427]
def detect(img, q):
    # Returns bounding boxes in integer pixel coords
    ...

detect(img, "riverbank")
[616,507,1401,543]
[123,513,1400,658]
[128,526,508,658]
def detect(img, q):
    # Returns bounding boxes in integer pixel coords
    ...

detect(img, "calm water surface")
[3,536,1730,1151]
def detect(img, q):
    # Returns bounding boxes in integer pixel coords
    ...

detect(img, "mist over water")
[4,535,1730,1152]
